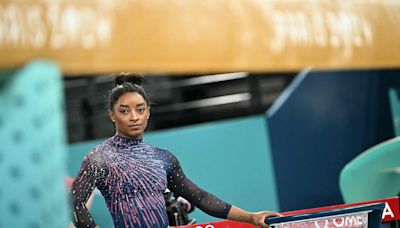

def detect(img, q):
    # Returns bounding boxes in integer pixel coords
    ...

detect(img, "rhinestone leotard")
[71,135,231,228]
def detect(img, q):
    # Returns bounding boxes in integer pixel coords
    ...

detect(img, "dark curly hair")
[107,72,149,111]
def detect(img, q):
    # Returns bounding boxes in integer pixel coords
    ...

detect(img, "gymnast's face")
[109,92,150,140]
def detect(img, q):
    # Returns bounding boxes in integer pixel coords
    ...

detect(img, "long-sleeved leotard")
[70,135,231,228]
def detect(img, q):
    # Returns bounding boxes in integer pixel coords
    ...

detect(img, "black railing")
[64,73,295,143]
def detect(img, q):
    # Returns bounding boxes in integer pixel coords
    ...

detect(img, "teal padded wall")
[68,115,279,225]
[0,60,69,228]
[340,137,400,203]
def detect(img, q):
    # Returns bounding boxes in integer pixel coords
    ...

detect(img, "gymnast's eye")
[137,107,145,114]
[120,109,129,115]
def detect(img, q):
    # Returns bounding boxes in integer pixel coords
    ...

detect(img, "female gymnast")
[70,73,281,228]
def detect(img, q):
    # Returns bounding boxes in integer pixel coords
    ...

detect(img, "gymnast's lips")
[128,124,141,129]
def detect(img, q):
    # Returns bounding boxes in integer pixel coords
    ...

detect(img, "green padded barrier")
[0,60,69,228]
[389,88,400,136]
[340,137,400,203]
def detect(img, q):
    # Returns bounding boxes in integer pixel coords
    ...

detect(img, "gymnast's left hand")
[251,211,282,228]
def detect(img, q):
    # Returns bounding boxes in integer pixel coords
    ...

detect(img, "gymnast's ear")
[109,110,115,123]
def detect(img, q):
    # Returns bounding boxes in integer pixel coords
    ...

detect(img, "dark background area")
[64,72,296,143]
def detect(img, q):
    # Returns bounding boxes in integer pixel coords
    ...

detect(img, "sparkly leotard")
[71,135,231,228]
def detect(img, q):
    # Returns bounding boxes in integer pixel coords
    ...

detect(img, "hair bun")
[114,72,145,87]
